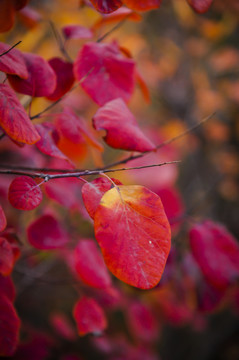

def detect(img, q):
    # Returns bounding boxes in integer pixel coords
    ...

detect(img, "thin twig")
[97,15,130,43]
[30,67,94,120]
[0,40,22,57]
[49,20,72,62]
[0,112,214,172]
[0,161,180,180]
[101,112,216,170]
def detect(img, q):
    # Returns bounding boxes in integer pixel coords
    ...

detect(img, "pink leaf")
[44,178,81,210]
[0,84,40,144]
[0,275,15,302]
[74,41,135,105]
[0,42,28,78]
[73,239,112,288]
[47,57,75,101]
[8,52,56,97]
[189,220,239,290]
[50,313,76,340]
[0,295,20,356]
[62,25,93,40]
[186,0,214,13]
[82,177,122,219]
[35,123,70,161]
[93,98,155,151]
[73,296,107,336]
[0,205,7,231]
[8,176,43,211]
[89,0,123,14]
[27,214,69,250]
[0,237,14,276]
[127,301,158,342]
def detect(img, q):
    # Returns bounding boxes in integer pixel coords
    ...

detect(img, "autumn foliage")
[0,0,239,359]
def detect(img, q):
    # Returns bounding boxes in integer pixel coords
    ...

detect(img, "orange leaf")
[123,0,161,11]
[94,185,171,289]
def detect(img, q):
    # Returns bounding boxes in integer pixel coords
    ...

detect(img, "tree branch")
[0,161,180,180]
[0,41,22,57]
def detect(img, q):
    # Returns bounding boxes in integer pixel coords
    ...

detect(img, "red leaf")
[0,229,21,264]
[8,52,56,97]
[0,42,28,78]
[189,220,239,290]
[73,296,107,336]
[186,0,213,13]
[50,313,76,340]
[0,0,15,32]
[73,239,112,288]
[123,0,161,11]
[0,205,7,231]
[44,178,81,210]
[82,177,122,219]
[0,0,29,32]
[89,0,123,14]
[0,295,20,356]
[94,185,171,289]
[135,69,151,103]
[35,123,70,161]
[8,176,43,211]
[93,98,155,152]
[47,57,75,101]
[13,334,51,360]
[18,6,42,29]
[154,186,184,232]
[92,7,141,29]
[62,25,93,40]
[0,237,14,276]
[74,42,135,105]
[55,107,103,151]
[0,84,40,144]
[0,275,15,301]
[14,0,29,11]
[27,214,68,249]
[127,301,158,342]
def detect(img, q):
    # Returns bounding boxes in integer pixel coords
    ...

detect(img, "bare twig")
[0,161,180,180]
[97,15,130,43]
[30,67,94,120]
[0,40,22,57]
[101,112,216,170]
[49,20,72,62]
